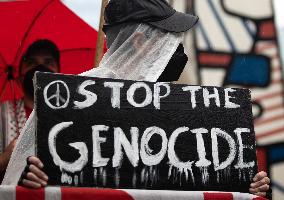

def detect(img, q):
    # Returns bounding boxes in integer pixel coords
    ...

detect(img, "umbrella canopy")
[0,0,104,102]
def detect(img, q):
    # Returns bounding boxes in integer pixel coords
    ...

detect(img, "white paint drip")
[132,169,137,188]
[99,167,107,186]
[238,169,242,181]
[148,166,159,186]
[249,169,254,181]
[216,168,231,183]
[74,175,79,186]
[168,164,195,185]
[200,167,209,185]
[115,167,120,187]
[141,167,146,184]
[61,172,72,185]
[140,166,159,187]
[80,172,84,185]
[237,168,255,182]
[94,168,98,186]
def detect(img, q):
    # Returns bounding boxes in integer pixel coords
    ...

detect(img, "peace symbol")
[43,80,70,109]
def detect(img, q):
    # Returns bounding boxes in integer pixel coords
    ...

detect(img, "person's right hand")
[19,156,48,188]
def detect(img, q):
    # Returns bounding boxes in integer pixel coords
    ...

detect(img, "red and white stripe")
[253,41,284,145]
[0,186,267,200]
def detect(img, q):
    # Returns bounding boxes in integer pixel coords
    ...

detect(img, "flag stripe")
[125,189,204,200]
[16,186,44,200]
[204,192,233,200]
[0,185,15,200]
[45,187,61,200]
[61,187,134,200]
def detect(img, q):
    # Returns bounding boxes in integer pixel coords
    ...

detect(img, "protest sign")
[35,72,257,192]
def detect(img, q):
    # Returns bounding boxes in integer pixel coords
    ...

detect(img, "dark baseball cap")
[104,0,199,33]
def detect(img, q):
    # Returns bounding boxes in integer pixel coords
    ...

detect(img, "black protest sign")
[34,72,257,192]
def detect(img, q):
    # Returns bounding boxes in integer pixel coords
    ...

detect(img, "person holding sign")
[0,40,60,182]
[12,0,270,198]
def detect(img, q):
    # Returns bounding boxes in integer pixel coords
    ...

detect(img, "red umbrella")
[0,0,105,102]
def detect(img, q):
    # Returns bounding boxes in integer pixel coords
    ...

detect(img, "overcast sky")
[62,0,102,31]
[61,0,284,30]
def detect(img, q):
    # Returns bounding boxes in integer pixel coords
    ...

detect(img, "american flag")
[0,186,267,200]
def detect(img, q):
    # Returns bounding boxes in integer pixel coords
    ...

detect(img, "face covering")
[23,64,54,99]
[157,44,188,82]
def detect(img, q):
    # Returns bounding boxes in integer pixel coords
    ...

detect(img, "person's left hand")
[249,171,270,197]
[19,156,48,188]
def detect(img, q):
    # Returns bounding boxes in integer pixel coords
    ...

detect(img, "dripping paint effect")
[216,168,231,184]
[140,166,159,187]
[141,167,146,184]
[149,166,159,186]
[74,175,79,186]
[94,168,98,186]
[168,165,173,180]
[242,170,247,182]
[115,167,120,188]
[144,167,149,187]
[238,169,242,181]
[200,167,209,185]
[223,167,231,182]
[102,167,107,186]
[249,169,254,181]
[99,167,104,185]
[80,171,84,185]
[61,172,72,185]
[141,166,149,187]
[189,168,195,185]
[167,164,195,185]
[132,169,137,188]
[237,168,252,182]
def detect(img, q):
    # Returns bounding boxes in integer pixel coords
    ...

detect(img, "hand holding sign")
[20,159,270,198]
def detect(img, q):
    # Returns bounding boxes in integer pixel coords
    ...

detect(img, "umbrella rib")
[12,0,55,66]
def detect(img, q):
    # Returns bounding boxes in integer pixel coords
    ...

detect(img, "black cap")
[104,0,199,33]
[23,39,60,66]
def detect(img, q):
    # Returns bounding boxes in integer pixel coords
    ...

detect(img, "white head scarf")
[82,23,183,81]
[2,23,183,185]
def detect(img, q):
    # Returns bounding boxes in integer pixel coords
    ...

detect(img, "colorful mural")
[170,0,284,199]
